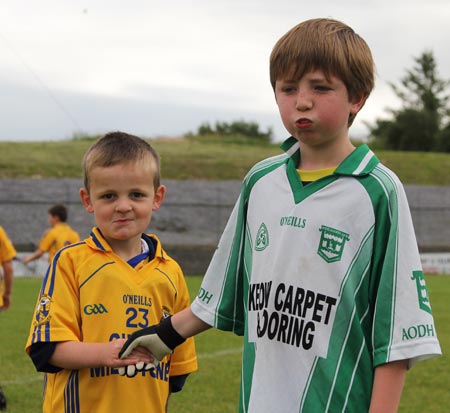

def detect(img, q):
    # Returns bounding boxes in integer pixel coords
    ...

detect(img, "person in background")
[22,204,80,265]
[0,225,17,410]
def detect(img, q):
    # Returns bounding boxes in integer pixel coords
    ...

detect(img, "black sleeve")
[169,374,190,393]
[29,342,63,373]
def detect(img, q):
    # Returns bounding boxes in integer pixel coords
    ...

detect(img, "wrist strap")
[157,316,186,350]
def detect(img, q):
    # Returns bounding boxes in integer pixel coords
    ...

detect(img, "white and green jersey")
[191,137,441,413]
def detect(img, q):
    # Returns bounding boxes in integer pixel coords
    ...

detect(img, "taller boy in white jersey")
[119,19,441,412]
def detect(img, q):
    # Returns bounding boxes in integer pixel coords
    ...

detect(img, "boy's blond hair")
[270,18,375,125]
[82,131,161,191]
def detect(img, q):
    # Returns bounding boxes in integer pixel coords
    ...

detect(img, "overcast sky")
[0,0,449,142]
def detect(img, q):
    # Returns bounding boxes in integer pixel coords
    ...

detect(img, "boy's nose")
[115,199,132,212]
[295,92,313,111]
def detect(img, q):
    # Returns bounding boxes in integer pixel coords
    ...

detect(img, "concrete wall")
[1,179,449,274]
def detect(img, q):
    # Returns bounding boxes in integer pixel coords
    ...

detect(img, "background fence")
[1,179,449,274]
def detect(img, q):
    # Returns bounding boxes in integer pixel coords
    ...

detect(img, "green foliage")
[437,123,450,152]
[1,275,448,413]
[190,119,273,142]
[0,136,450,184]
[368,50,450,152]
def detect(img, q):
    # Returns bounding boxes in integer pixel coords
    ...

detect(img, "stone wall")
[1,179,449,274]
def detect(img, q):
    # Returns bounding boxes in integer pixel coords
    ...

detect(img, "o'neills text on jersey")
[122,294,153,307]
[280,216,306,228]
[249,282,337,350]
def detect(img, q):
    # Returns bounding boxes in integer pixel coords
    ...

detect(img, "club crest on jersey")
[161,306,172,320]
[317,225,350,263]
[34,294,53,326]
[411,270,432,314]
[255,223,269,251]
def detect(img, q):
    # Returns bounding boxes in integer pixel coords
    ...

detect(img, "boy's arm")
[172,307,211,337]
[1,260,14,310]
[48,340,152,370]
[22,248,45,264]
[369,359,408,413]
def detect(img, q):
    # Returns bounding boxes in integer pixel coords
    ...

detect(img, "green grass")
[0,275,447,412]
[1,135,450,184]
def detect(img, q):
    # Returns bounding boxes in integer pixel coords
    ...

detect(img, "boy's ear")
[152,185,166,211]
[350,93,368,116]
[79,188,94,213]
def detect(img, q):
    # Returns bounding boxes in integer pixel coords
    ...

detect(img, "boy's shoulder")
[243,150,291,189]
[354,148,405,193]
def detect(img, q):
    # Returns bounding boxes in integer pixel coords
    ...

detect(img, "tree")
[368,50,450,151]
[192,120,273,142]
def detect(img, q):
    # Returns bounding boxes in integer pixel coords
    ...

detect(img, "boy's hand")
[117,359,153,378]
[118,326,172,373]
[118,317,186,377]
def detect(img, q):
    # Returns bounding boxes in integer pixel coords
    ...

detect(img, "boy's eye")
[281,86,296,94]
[314,85,332,92]
[281,85,295,93]
[130,192,145,199]
[101,193,115,200]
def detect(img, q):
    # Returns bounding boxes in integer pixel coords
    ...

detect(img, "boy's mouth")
[295,118,313,129]
[114,218,133,225]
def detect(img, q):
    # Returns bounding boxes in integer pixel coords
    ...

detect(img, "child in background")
[26,131,197,413]
[119,18,441,413]
[0,225,17,411]
[0,226,16,311]
[22,203,80,264]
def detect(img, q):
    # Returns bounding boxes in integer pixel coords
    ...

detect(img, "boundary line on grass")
[3,376,42,385]
[198,347,242,359]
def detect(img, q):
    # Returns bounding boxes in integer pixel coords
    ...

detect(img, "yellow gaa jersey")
[26,227,197,413]
[39,222,80,262]
[0,226,17,307]
[0,226,16,264]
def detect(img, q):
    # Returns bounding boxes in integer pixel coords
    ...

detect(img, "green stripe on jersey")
[301,226,375,411]
[214,153,288,333]
[366,165,400,365]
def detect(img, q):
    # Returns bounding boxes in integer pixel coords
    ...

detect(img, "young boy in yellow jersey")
[0,225,17,411]
[25,132,197,413]
[22,204,80,264]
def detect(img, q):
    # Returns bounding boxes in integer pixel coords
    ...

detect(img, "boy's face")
[275,69,365,150]
[47,214,58,227]
[79,161,165,250]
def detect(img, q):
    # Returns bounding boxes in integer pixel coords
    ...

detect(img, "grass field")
[0,275,447,412]
[1,135,450,185]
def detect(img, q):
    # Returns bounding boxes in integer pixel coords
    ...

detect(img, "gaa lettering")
[83,303,108,315]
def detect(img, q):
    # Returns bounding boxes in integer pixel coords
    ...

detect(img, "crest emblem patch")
[34,294,53,326]
[411,270,432,314]
[255,223,269,251]
[317,225,350,263]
